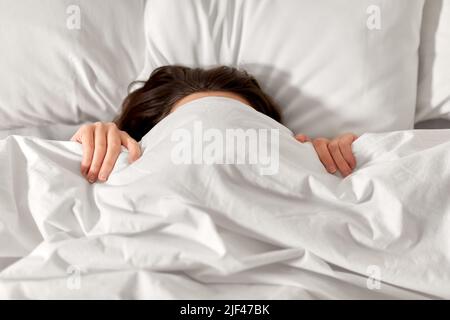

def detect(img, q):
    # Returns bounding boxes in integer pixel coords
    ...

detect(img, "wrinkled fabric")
[1,97,449,299]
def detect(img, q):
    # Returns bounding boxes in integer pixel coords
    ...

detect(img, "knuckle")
[110,147,121,155]
[342,136,353,144]
[126,135,135,142]
[313,138,326,146]
[83,137,94,145]
[343,133,357,142]
[131,140,140,148]
[108,143,121,152]
[96,143,107,150]
[328,141,339,152]
[130,150,141,159]
[343,132,352,137]
[80,123,93,131]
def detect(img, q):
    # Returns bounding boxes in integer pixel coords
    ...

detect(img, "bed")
[1,0,450,299]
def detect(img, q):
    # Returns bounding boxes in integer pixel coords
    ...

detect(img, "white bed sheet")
[0,124,80,141]
[1,97,450,299]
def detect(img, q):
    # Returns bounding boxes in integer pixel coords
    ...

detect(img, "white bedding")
[0,0,145,130]
[0,123,80,141]
[1,97,450,299]
[142,0,425,137]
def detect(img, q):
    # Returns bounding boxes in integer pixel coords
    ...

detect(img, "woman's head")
[115,65,281,141]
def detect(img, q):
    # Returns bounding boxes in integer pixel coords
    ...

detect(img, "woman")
[71,65,358,183]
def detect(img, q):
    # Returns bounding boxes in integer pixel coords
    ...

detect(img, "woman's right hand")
[71,122,141,183]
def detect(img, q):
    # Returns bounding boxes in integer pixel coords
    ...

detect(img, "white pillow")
[416,0,450,122]
[0,0,145,130]
[142,0,424,137]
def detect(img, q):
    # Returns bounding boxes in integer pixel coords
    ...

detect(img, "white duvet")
[1,97,450,299]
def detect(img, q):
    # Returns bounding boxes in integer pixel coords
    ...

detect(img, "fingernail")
[98,174,106,181]
[88,175,95,183]
[328,166,337,173]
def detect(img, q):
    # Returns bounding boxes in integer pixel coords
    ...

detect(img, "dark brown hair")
[115,65,282,141]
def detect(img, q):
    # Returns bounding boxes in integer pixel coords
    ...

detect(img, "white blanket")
[1,97,450,299]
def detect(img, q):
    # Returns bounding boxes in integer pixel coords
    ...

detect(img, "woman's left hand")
[295,133,358,177]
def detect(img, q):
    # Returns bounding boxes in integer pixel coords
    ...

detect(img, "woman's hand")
[71,122,141,183]
[295,133,358,177]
